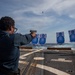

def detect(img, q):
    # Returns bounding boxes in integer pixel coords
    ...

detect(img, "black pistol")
[30,30,37,34]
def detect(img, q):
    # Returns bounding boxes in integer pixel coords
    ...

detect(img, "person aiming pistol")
[0,16,36,75]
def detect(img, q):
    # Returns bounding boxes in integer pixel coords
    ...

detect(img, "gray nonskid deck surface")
[19,49,75,75]
[43,50,75,75]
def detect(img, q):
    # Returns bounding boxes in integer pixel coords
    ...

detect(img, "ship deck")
[19,48,75,75]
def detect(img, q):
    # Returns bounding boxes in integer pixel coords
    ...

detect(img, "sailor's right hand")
[30,30,37,38]
[31,32,36,38]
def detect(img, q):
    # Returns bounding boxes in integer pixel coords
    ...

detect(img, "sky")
[0,0,75,43]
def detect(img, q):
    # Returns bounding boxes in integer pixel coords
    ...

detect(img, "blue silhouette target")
[56,32,65,44]
[32,34,39,44]
[68,29,75,42]
[39,34,47,45]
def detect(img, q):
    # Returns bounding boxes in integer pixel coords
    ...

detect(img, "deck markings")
[20,49,43,59]
[34,57,45,60]
[36,64,70,75]
[51,58,72,62]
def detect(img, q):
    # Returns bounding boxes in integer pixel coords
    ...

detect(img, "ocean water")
[25,43,75,49]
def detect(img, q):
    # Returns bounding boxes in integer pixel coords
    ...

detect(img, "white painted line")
[71,48,75,54]
[20,56,26,59]
[34,57,45,60]
[51,58,72,62]
[19,60,70,75]
[20,49,43,59]
[54,50,59,52]
[36,64,70,75]
[19,60,29,64]
[20,49,36,51]
[51,50,59,52]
